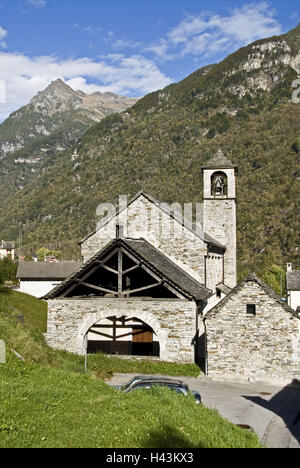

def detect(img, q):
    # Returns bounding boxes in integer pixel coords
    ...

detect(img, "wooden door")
[132,328,153,343]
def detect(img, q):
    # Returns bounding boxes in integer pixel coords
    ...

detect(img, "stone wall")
[203,167,237,289]
[45,297,197,363]
[203,198,236,289]
[81,194,208,285]
[205,280,300,382]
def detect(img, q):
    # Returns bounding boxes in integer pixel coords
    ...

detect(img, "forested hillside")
[0,24,299,282]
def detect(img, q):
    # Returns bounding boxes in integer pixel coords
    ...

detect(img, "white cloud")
[0,25,7,47]
[149,2,282,59]
[26,0,46,7]
[0,52,172,121]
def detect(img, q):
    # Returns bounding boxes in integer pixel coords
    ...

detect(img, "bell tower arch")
[202,150,237,288]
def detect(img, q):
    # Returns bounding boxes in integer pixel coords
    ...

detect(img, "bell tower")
[202,150,237,289]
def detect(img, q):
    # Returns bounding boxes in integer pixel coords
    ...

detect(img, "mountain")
[0,24,299,280]
[0,79,138,203]
[0,79,137,158]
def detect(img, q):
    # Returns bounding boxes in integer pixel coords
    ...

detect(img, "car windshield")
[129,382,188,394]
[121,376,183,390]
[121,377,144,390]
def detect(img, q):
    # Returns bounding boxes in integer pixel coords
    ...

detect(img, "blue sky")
[0,0,299,120]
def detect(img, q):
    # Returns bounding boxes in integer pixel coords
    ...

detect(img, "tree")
[36,248,62,262]
[0,257,18,285]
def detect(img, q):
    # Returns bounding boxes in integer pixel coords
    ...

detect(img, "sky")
[0,0,299,121]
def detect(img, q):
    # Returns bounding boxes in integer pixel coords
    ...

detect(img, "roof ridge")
[205,272,299,320]
[201,149,237,170]
[79,191,225,250]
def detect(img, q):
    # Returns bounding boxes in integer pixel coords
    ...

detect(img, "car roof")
[126,375,183,384]
[130,380,188,388]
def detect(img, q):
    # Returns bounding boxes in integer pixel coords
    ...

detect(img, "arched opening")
[211,171,228,196]
[87,315,160,357]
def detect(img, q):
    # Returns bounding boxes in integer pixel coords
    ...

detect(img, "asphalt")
[106,373,300,448]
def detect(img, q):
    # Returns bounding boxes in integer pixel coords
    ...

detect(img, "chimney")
[286,263,292,272]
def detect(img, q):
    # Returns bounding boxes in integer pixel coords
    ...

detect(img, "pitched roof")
[44,238,212,301]
[0,241,15,250]
[79,190,226,250]
[286,270,300,291]
[216,283,232,295]
[205,273,300,320]
[201,150,237,170]
[17,261,81,280]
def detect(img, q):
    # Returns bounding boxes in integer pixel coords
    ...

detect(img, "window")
[211,171,228,196]
[116,224,124,238]
[246,304,256,316]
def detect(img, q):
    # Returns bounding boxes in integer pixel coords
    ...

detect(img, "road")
[107,373,300,448]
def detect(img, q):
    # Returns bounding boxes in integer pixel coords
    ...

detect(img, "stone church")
[44,150,300,382]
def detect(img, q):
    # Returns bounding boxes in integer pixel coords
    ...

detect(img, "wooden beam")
[74,279,117,296]
[122,264,140,275]
[60,248,119,297]
[126,282,161,295]
[140,263,186,300]
[118,249,123,297]
[99,264,118,275]
[88,329,113,339]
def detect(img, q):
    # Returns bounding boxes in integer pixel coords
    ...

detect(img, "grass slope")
[0,359,260,448]
[0,288,261,448]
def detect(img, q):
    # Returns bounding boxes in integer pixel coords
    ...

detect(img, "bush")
[0,258,18,285]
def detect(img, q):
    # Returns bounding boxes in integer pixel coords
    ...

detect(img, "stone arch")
[77,308,167,356]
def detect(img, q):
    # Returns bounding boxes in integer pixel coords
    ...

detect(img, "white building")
[286,263,300,311]
[0,241,15,260]
[17,261,81,298]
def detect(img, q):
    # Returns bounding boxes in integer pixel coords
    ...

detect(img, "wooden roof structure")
[44,238,211,301]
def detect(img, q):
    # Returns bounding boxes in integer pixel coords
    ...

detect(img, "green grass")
[0,357,261,448]
[0,286,47,333]
[0,288,262,447]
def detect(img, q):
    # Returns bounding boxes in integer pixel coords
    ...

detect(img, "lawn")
[0,356,261,448]
[0,288,262,448]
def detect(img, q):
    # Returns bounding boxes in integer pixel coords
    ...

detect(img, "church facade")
[44,150,300,381]
[45,150,235,364]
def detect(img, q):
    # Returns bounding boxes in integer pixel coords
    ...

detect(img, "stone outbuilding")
[45,238,211,363]
[205,274,300,383]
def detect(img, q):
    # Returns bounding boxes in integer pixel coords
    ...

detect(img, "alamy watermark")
[292,78,300,104]
[0,80,6,104]
[96,195,204,240]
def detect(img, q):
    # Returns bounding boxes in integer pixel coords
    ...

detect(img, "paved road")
[107,373,300,448]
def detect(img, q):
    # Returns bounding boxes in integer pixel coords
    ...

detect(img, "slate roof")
[17,261,81,280]
[205,273,300,320]
[44,238,212,301]
[79,190,226,251]
[286,270,300,291]
[201,149,237,170]
[0,241,15,250]
[216,283,232,295]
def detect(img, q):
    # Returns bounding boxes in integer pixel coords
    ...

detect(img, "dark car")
[112,375,184,391]
[113,376,201,404]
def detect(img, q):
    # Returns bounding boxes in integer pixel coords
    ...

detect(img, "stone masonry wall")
[203,199,236,289]
[81,195,208,285]
[205,281,300,382]
[46,298,197,363]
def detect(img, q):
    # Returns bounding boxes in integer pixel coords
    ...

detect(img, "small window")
[116,224,124,238]
[247,304,256,316]
[216,289,221,298]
